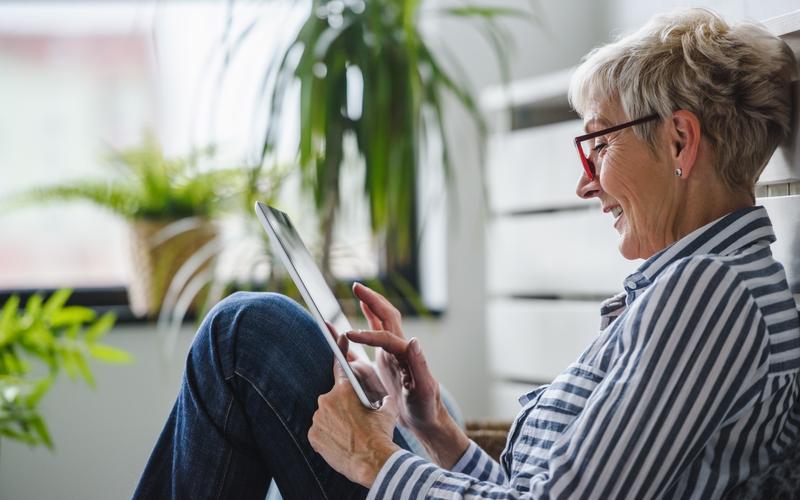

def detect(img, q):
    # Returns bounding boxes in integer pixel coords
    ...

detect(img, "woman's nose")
[576,169,601,199]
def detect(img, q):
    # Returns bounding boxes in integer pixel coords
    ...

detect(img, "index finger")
[352,283,402,333]
[333,358,350,385]
[346,329,409,359]
[324,320,339,338]
[325,321,357,362]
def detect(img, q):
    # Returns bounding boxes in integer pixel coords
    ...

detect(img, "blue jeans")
[134,292,422,499]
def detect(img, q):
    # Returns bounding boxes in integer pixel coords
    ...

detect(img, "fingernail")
[410,337,421,355]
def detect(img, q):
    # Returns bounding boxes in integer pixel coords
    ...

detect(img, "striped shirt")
[368,205,800,499]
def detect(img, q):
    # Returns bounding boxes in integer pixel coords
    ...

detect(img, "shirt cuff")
[450,440,482,473]
[449,440,505,483]
[366,449,443,500]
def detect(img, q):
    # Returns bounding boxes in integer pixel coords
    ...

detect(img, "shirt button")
[625,280,637,289]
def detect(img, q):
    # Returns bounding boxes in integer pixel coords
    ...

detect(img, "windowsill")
[0,284,443,325]
[0,286,147,323]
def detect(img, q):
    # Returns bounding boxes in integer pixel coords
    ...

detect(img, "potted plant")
[0,289,131,450]
[9,132,246,318]
[251,1,532,292]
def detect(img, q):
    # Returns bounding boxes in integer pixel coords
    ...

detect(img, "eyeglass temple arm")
[575,113,660,143]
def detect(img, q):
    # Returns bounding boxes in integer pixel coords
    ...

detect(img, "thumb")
[337,333,357,363]
[333,357,349,385]
[407,338,434,386]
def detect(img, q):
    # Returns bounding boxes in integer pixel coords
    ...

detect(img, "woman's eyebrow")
[583,117,611,133]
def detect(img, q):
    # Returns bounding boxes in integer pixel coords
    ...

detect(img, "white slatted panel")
[487,120,584,213]
[760,142,800,184]
[490,381,539,420]
[487,210,640,297]
[487,299,601,383]
[760,195,800,294]
[759,82,800,184]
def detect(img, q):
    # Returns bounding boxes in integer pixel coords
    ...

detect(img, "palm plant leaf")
[252,1,532,281]
[1,291,130,449]
[6,183,140,219]
[6,132,248,221]
[434,5,536,20]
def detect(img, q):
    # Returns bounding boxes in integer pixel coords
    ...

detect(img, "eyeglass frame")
[574,113,660,181]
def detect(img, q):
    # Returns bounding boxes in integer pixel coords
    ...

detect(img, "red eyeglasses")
[574,114,660,181]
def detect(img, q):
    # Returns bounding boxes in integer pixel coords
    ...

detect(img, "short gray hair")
[569,8,795,190]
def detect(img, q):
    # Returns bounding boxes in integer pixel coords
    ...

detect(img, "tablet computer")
[255,202,381,410]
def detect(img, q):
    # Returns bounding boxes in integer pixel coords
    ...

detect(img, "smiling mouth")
[611,206,623,219]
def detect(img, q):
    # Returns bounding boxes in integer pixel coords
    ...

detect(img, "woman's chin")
[613,215,635,260]
[617,232,641,261]
[618,243,636,260]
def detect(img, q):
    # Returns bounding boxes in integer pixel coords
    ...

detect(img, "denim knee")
[202,291,311,338]
[215,291,305,318]
[192,291,322,378]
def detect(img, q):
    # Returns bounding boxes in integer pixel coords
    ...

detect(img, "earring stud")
[675,168,683,177]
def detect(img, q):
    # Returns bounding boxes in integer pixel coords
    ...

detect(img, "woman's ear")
[669,110,701,178]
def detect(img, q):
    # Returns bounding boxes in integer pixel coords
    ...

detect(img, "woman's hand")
[325,322,387,402]
[345,283,469,468]
[345,283,440,431]
[308,358,400,487]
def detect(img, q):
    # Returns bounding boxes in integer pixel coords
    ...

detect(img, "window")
[0,1,446,314]
[0,3,153,290]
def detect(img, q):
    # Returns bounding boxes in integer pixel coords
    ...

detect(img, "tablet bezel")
[255,202,381,410]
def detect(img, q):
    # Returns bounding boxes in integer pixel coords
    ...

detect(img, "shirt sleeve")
[367,440,506,499]
[367,257,770,499]
[449,440,506,481]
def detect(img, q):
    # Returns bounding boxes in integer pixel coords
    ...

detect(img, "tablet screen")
[262,206,352,335]
[256,202,376,408]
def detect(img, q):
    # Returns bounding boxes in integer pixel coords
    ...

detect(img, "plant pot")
[127,218,217,318]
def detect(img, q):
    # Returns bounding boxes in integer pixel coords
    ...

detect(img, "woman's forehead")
[583,116,612,133]
[582,99,624,132]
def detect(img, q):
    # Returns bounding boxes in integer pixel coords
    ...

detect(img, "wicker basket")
[466,420,513,462]
[127,219,217,318]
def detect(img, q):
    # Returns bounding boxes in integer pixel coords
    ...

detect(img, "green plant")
[4,132,278,321]
[156,165,289,350]
[10,131,244,220]
[0,290,132,449]
[253,0,534,281]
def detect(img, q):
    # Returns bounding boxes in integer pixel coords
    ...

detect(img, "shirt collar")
[621,205,775,304]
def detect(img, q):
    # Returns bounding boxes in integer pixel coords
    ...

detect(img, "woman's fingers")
[352,283,402,333]
[358,299,384,331]
[326,320,357,362]
[349,333,434,396]
[325,320,339,338]
[332,355,349,385]
[406,338,435,395]
[346,329,408,358]
[336,333,356,362]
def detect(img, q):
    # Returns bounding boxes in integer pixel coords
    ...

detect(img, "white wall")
[605,0,799,35]
[0,326,195,499]
[418,0,608,421]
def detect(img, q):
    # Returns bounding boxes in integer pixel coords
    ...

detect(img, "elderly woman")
[135,8,799,500]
